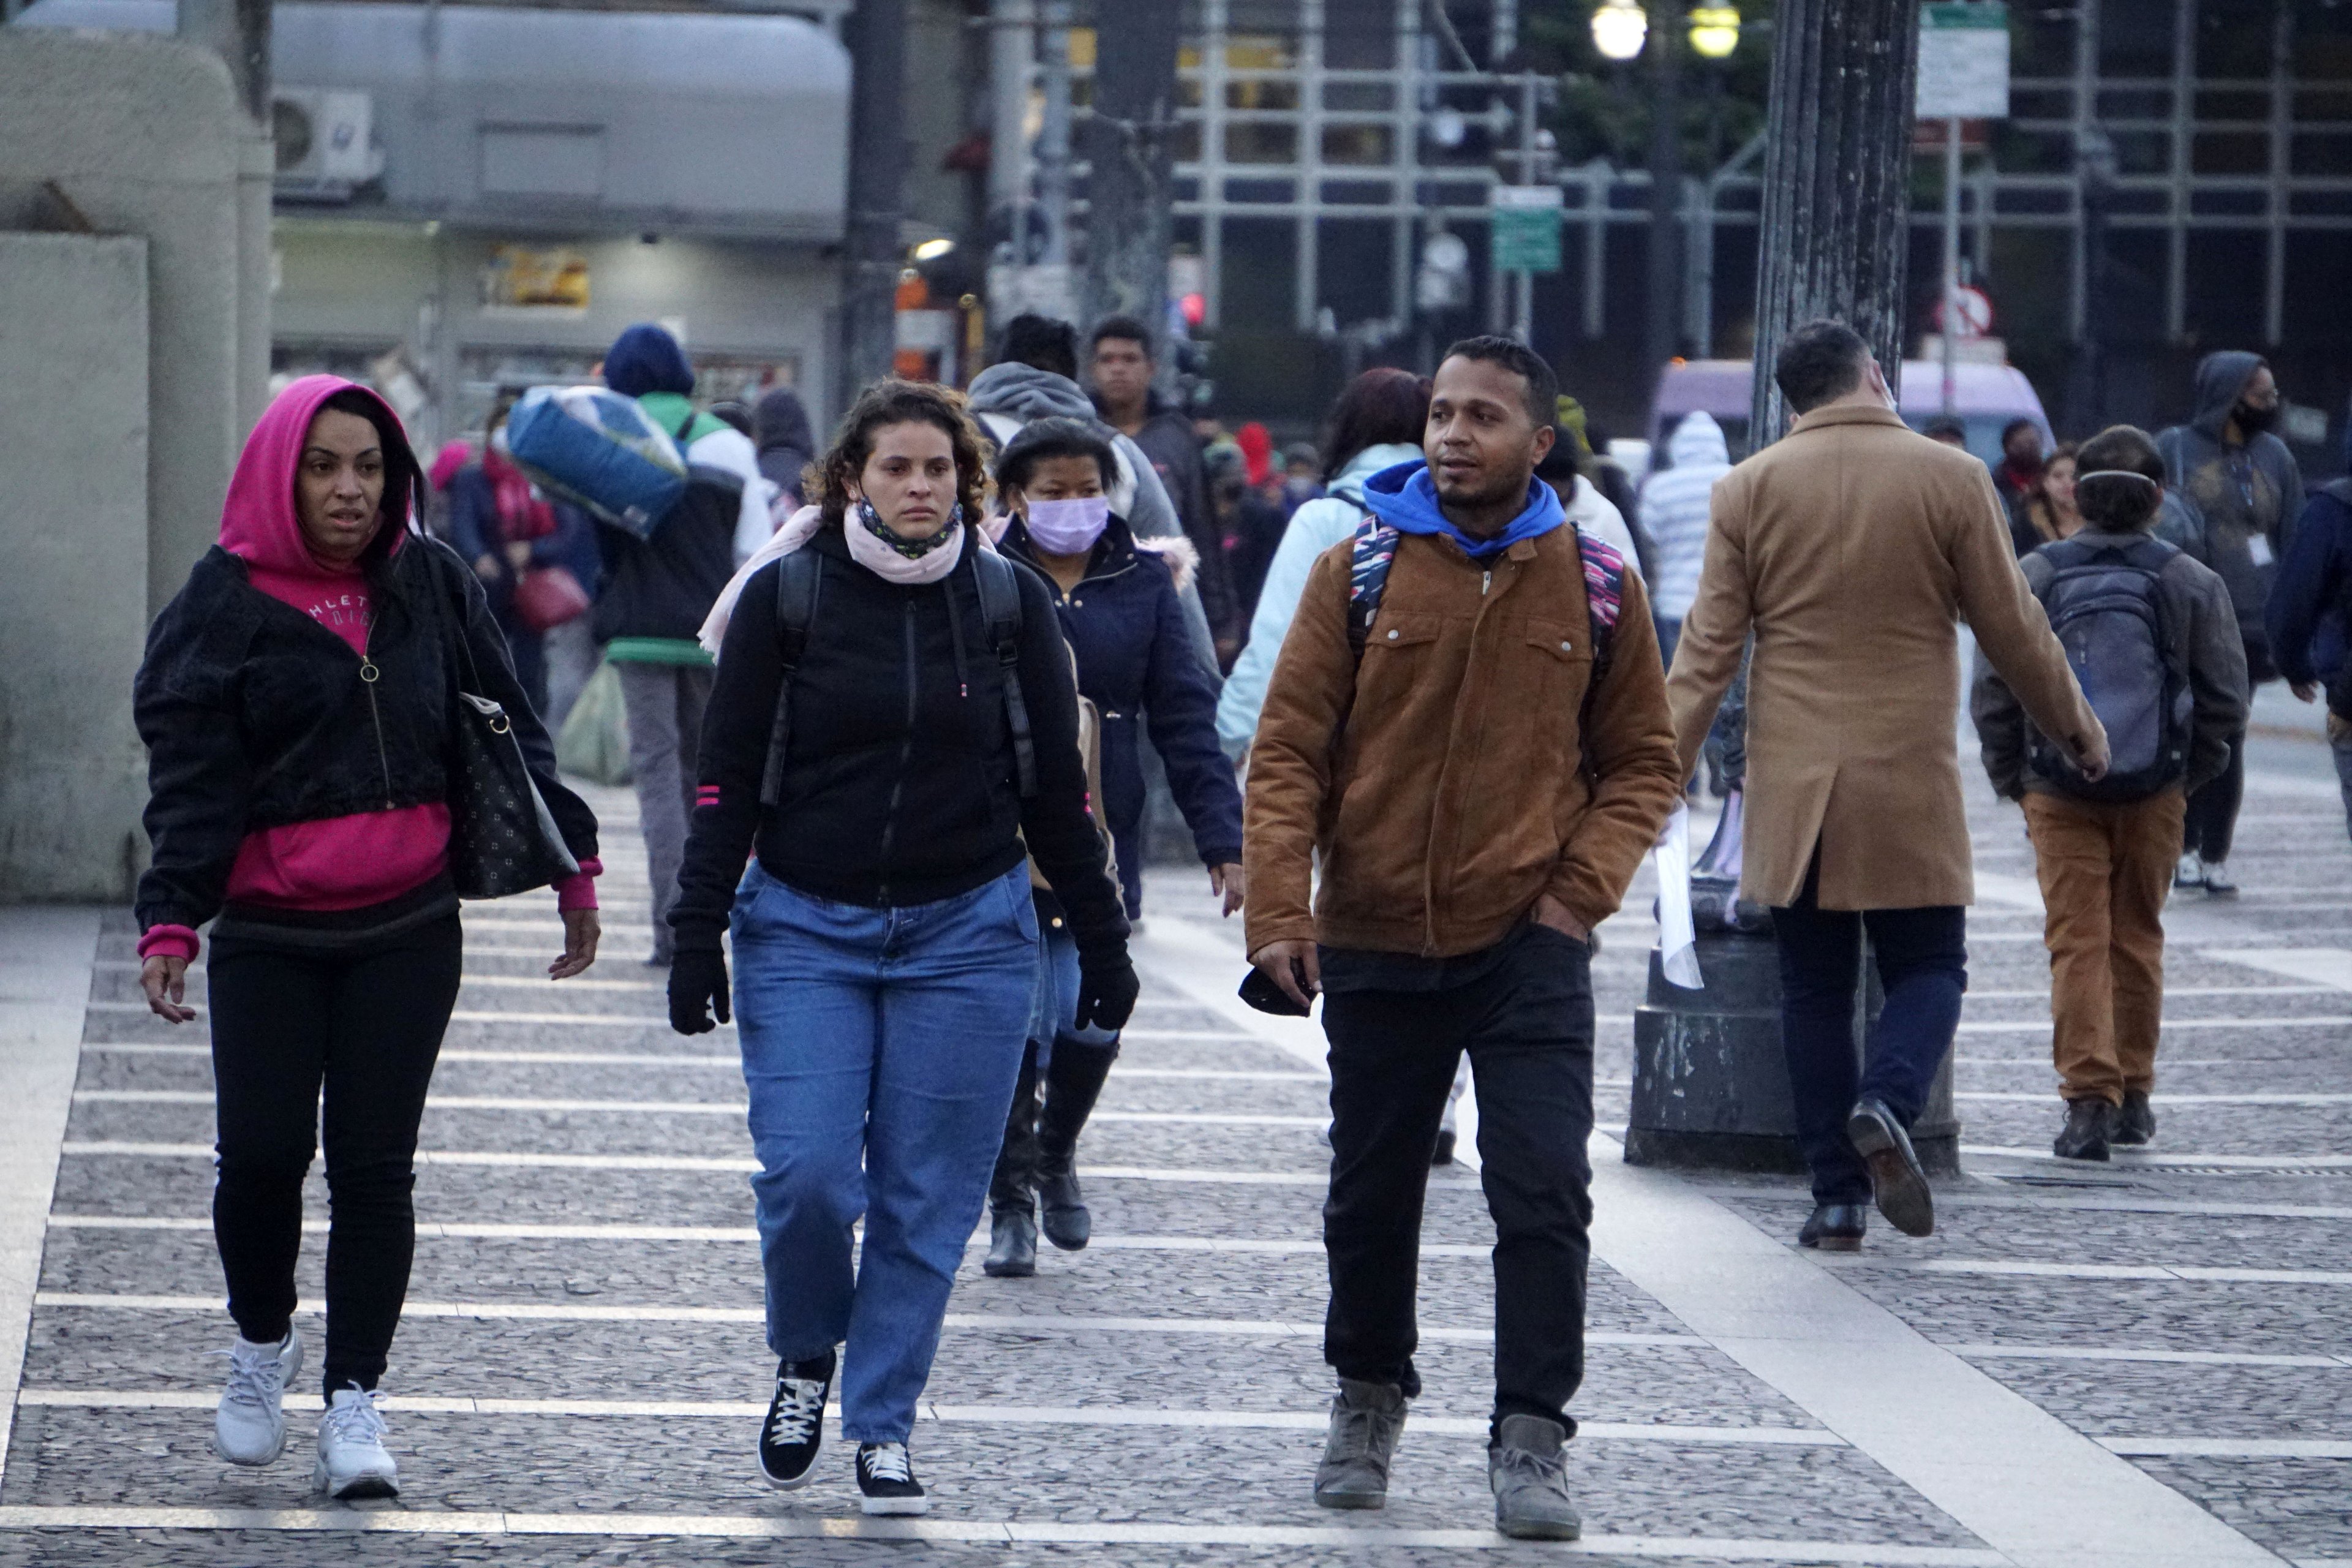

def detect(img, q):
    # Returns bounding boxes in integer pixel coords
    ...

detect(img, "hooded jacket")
[1636,411,1732,620]
[2156,351,2305,675]
[1360,458,1564,559]
[2267,400,2352,714]
[753,386,815,508]
[1000,514,1243,919]
[1973,529,2247,799]
[968,360,1219,670]
[1116,391,1236,639]
[134,377,598,957]
[1245,458,1684,956]
[1216,440,1421,753]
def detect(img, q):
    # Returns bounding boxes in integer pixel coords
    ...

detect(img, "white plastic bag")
[1653,803,1703,989]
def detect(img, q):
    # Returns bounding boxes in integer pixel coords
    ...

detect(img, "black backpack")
[755,545,1035,810]
[2027,534,2194,802]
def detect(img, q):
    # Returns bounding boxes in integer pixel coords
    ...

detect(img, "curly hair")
[810,379,992,528]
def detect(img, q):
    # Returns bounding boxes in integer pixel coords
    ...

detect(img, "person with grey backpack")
[1973,425,2248,1162]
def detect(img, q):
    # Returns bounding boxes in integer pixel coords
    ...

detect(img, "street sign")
[1490,185,1562,275]
[1933,285,1994,337]
[1917,3,2010,121]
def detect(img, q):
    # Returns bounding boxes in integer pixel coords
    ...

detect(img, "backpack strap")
[1344,518,1402,657]
[758,549,823,809]
[1572,525,1624,685]
[971,548,1036,800]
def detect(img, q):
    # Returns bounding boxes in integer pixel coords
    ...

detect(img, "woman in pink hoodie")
[134,378,602,1499]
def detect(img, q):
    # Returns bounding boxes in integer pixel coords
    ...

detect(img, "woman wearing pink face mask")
[982,417,1246,1277]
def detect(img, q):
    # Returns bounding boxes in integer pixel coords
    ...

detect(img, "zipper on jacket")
[1482,569,1492,597]
[875,598,919,905]
[357,655,395,809]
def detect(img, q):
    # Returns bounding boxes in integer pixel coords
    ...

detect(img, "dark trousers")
[2182,736,2244,864]
[1320,926,1596,1435]
[207,914,462,1396]
[1770,864,1967,1207]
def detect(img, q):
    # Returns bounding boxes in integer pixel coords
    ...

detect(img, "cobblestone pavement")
[2,758,2349,1567]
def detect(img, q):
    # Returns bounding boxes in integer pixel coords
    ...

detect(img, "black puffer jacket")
[134,536,598,935]
[669,524,1128,964]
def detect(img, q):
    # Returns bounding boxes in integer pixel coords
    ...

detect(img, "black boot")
[1797,1203,1867,1251]
[983,1209,1037,1278]
[2052,1098,2114,1162]
[2113,1090,2155,1146]
[1036,1035,1117,1251]
[989,1042,1041,1218]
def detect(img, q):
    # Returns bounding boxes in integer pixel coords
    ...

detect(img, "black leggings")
[2182,736,2245,864]
[207,914,461,1396]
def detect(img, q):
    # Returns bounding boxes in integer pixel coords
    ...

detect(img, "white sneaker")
[313,1384,400,1499]
[2174,851,2204,889]
[214,1329,301,1465]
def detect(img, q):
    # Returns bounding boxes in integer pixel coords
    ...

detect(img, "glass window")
[1321,124,1396,165]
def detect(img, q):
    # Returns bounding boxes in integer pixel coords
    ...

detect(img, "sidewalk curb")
[0,905,102,1490]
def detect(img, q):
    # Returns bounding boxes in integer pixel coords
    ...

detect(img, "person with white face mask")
[982,417,1246,1278]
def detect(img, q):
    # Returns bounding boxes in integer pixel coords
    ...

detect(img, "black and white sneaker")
[758,1351,834,1489]
[856,1441,928,1515]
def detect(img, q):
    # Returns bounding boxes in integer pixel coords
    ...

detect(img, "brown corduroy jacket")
[1244,523,1684,959]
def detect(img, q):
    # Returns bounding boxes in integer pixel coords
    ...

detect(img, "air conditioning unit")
[273,89,385,198]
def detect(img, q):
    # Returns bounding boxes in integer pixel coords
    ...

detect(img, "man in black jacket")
[1089,315,1239,657]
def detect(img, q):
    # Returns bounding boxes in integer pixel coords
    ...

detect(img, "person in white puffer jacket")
[1637,410,1733,667]
[1216,368,1431,756]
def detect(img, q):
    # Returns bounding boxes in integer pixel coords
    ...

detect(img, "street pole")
[1746,0,1923,447]
[1037,0,1072,270]
[1515,72,1538,343]
[839,0,908,409]
[1941,115,1961,417]
[1644,0,1683,382]
[1083,0,1182,366]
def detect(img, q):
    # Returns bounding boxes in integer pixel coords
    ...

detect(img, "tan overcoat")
[1665,402,2103,910]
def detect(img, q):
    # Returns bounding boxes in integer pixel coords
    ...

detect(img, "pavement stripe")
[54,1143,1349,1183]
[67,1090,1326,1126]
[71,1045,1319,1083]
[2100,1436,2352,1460]
[1961,1144,2352,1170]
[1949,1343,2352,1370]
[1955,1016,2352,1032]
[6,1385,1830,1445]
[0,1507,2011,1560]
[2206,948,2352,989]
[1954,1090,2352,1105]
[1827,1258,2352,1286]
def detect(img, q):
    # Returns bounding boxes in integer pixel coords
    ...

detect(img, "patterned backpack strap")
[1345,518,1402,659]
[1573,525,1626,682]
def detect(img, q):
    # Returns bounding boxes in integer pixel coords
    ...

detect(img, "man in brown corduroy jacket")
[1245,337,1683,1541]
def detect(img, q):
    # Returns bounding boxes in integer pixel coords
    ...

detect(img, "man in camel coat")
[1666,319,2107,1251]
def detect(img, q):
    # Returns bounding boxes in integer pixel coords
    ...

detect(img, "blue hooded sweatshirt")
[2266,396,2352,706]
[602,323,697,399]
[1359,459,1564,560]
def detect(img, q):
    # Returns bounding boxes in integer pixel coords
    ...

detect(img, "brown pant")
[2022,790,2185,1105]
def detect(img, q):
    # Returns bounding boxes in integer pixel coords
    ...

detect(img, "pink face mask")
[1025,496,1110,555]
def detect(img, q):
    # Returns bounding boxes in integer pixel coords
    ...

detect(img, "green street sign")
[1491,186,1562,275]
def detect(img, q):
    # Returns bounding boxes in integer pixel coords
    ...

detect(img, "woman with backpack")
[666,380,1136,1514]
[979,418,1245,1278]
[1216,368,1431,756]
[1971,424,2248,1163]
[134,377,603,1500]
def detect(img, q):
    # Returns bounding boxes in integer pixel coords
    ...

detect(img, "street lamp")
[1687,5,1740,59]
[1591,0,1648,61]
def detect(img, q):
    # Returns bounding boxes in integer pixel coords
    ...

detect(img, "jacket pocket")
[1520,619,1594,747]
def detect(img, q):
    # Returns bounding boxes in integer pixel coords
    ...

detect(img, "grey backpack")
[2027,535,2193,802]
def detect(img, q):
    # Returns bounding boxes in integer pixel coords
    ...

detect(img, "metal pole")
[1942,116,1960,418]
[839,0,909,404]
[1515,70,1537,344]
[1082,0,1182,355]
[1747,0,1923,447]
[1645,0,1684,381]
[1038,0,1072,269]
[988,0,1034,262]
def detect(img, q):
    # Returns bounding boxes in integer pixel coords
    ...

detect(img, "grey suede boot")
[1488,1414,1580,1540]
[1312,1379,1407,1510]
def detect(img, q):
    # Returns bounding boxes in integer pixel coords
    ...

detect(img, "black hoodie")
[2157,351,2305,677]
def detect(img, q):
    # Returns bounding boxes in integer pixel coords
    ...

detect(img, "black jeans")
[1319,925,1596,1436]
[1770,863,1966,1207]
[207,914,461,1396]
[2182,734,2244,864]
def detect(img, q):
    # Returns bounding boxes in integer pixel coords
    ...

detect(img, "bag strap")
[758,549,823,809]
[972,548,1036,800]
[1344,518,1401,658]
[1344,517,1621,679]
[415,540,488,698]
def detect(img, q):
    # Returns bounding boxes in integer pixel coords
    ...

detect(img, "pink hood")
[220,375,413,572]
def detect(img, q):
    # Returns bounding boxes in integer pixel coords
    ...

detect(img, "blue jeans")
[731,861,1038,1442]
[1770,857,1967,1207]
[1025,921,1121,1066]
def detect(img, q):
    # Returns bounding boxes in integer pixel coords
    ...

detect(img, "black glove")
[1072,957,1139,1033]
[668,947,731,1035]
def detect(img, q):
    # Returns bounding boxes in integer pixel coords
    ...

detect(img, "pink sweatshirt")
[138,377,597,963]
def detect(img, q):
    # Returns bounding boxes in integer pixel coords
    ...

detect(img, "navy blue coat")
[1003,514,1243,919]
